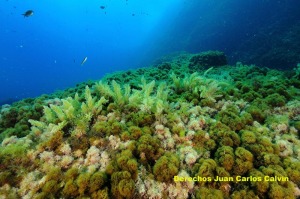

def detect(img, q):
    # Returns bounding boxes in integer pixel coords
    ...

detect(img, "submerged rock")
[189,50,227,70]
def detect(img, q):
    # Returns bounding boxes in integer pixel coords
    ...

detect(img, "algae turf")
[0,51,300,198]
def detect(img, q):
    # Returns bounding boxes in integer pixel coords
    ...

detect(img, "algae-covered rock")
[111,171,135,198]
[153,152,180,182]
[0,51,300,198]
[195,187,223,199]
[137,134,164,165]
[234,147,254,175]
[189,50,227,70]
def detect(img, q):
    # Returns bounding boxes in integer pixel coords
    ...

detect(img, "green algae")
[0,51,300,198]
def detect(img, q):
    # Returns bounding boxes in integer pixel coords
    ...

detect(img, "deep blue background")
[1,0,299,104]
[142,0,300,68]
[0,0,182,103]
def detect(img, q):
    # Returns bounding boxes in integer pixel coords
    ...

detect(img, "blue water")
[0,0,182,103]
[1,0,300,104]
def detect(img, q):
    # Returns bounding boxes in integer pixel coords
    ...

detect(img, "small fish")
[22,10,34,17]
[81,57,87,66]
[100,6,105,9]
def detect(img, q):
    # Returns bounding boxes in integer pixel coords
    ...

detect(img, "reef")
[0,51,300,198]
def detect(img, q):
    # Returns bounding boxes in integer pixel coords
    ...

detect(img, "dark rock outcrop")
[189,51,227,70]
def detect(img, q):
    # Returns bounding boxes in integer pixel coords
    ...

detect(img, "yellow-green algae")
[0,51,300,198]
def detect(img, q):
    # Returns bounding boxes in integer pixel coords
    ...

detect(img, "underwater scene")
[1,0,300,199]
